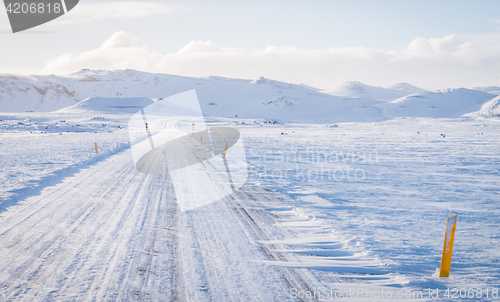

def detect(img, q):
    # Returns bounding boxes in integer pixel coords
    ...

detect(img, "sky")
[0,0,500,90]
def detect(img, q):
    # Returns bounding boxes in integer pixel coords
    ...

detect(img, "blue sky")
[161,0,500,50]
[1,1,499,89]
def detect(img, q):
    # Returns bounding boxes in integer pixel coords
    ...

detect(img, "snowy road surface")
[0,147,322,301]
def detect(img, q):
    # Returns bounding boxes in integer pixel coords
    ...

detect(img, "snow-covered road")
[0,146,320,301]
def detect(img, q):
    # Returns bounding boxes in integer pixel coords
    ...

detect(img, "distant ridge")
[0,69,499,122]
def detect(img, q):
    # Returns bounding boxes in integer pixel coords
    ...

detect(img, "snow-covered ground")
[1,72,500,301]
[240,117,500,298]
[0,112,130,206]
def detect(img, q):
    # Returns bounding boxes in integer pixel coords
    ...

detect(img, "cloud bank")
[42,31,500,90]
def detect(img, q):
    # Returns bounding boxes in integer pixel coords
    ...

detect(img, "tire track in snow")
[0,155,135,298]
[1,140,340,301]
[0,150,183,301]
[168,136,317,301]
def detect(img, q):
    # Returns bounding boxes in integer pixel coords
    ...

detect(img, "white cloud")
[44,31,161,72]
[42,32,500,90]
[101,31,150,49]
[406,35,458,56]
[57,2,190,24]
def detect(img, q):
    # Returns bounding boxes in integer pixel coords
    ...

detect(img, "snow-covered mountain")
[1,70,499,122]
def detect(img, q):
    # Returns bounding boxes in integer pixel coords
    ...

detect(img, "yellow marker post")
[439,215,458,278]
[94,142,99,154]
[192,123,195,136]
[223,143,228,157]
[201,136,202,142]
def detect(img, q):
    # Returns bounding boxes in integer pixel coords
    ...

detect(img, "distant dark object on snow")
[417,131,420,135]
[263,119,281,124]
[440,134,446,138]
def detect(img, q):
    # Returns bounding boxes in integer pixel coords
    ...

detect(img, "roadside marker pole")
[224,143,228,157]
[439,215,458,278]
[94,142,99,154]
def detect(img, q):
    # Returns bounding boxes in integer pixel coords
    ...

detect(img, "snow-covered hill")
[383,88,496,118]
[60,97,157,114]
[0,70,386,122]
[480,77,500,87]
[465,95,500,117]
[1,70,499,122]
[471,86,500,95]
[324,81,423,100]
[387,82,428,94]
[0,74,78,112]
